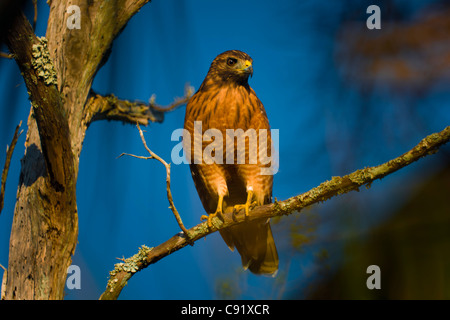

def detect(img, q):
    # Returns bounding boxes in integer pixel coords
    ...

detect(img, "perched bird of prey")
[184,50,278,275]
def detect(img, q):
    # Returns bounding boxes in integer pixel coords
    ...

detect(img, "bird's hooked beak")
[242,60,253,77]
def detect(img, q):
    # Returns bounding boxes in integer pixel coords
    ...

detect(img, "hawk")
[184,50,278,275]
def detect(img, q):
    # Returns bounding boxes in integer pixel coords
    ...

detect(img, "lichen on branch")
[103,245,153,297]
[31,37,57,86]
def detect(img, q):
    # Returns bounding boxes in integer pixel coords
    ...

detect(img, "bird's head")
[206,50,253,87]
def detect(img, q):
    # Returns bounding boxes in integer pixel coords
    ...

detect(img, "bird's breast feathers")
[188,85,262,132]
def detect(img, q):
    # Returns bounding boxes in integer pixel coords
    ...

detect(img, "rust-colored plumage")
[184,50,278,275]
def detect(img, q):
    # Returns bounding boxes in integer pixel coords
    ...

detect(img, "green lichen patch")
[112,245,152,275]
[105,245,153,293]
[31,37,57,86]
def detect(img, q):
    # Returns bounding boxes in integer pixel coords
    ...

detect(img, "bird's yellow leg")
[201,195,224,228]
[233,190,257,218]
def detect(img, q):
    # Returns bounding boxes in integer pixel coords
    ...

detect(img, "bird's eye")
[227,58,238,66]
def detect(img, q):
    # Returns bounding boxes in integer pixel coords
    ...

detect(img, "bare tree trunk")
[4,0,154,299]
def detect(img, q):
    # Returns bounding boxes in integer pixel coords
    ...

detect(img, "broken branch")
[149,84,194,113]
[85,86,193,126]
[86,91,165,125]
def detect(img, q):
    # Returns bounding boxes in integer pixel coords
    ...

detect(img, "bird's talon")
[233,197,257,217]
[201,211,222,229]
[200,214,212,228]
[233,204,244,213]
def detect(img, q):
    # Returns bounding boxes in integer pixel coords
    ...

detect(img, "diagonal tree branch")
[5,11,74,192]
[100,125,450,300]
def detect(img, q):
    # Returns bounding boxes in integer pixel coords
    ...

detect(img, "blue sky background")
[1,0,449,299]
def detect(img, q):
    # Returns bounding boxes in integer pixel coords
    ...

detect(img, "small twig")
[149,84,194,113]
[0,121,23,215]
[32,0,38,31]
[118,124,191,239]
[117,153,150,160]
[1,263,6,300]
[0,52,13,59]
[136,123,190,239]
